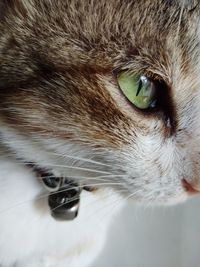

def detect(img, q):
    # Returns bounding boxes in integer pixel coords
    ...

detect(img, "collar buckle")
[43,177,82,221]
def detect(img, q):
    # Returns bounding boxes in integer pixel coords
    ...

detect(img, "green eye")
[117,72,157,109]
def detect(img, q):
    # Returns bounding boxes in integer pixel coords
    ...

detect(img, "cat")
[0,0,200,266]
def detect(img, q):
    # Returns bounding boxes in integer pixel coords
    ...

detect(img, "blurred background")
[92,197,200,267]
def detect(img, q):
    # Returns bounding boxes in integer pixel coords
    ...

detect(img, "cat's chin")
[127,193,190,207]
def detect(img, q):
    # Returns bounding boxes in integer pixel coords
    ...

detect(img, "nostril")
[182,179,200,195]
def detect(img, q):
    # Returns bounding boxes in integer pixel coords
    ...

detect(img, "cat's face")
[0,0,200,204]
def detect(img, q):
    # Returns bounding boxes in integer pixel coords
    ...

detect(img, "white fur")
[0,118,190,267]
[0,153,125,267]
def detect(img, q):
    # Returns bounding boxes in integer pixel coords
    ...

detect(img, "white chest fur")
[0,156,124,267]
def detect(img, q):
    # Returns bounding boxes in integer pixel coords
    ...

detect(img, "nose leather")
[182,179,200,195]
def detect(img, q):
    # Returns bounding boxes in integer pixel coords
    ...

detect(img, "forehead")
[1,0,200,102]
[1,1,200,75]
[33,1,200,77]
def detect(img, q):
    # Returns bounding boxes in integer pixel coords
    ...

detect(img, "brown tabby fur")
[0,0,199,149]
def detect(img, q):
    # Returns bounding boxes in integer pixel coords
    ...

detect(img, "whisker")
[10,161,113,175]
[47,187,129,214]
[39,164,112,175]
[175,1,185,42]
[31,174,126,183]
[50,152,114,169]
[82,187,128,210]
[0,182,127,215]
[86,189,142,224]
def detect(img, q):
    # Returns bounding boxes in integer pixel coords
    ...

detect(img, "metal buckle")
[42,177,81,221]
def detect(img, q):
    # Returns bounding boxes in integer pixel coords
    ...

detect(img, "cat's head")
[0,0,200,204]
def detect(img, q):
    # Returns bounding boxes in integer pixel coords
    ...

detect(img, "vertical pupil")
[136,79,143,96]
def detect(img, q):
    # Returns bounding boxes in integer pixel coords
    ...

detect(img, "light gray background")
[92,197,200,267]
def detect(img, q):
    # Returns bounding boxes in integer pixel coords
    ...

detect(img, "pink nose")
[182,179,200,195]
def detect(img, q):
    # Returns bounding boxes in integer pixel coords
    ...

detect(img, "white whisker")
[51,152,114,169]
[0,182,128,215]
